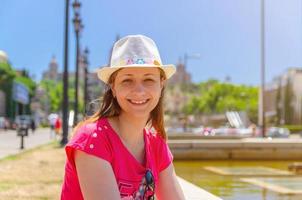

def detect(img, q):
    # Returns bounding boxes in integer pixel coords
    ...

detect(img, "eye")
[122,79,132,83]
[144,78,155,83]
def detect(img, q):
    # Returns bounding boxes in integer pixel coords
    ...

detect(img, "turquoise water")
[174,160,302,200]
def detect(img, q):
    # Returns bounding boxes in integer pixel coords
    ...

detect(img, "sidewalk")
[0,128,57,159]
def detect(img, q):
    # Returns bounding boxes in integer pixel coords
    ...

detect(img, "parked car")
[0,117,6,129]
[166,127,185,134]
[266,127,290,138]
[191,126,204,134]
[212,127,253,137]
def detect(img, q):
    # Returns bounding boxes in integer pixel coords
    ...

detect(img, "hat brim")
[97,64,176,83]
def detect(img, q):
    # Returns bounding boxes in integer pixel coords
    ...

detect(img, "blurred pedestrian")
[30,119,36,134]
[55,117,62,139]
[48,113,57,139]
[4,117,9,131]
[249,123,257,137]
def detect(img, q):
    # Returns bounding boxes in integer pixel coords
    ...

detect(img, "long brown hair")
[73,68,168,140]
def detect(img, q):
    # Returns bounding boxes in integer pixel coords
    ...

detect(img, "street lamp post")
[259,0,266,137]
[83,47,89,115]
[60,0,70,146]
[72,0,82,126]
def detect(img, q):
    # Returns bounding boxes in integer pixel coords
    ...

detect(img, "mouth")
[127,99,150,105]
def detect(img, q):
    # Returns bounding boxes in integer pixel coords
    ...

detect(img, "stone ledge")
[177,176,223,200]
[169,139,302,160]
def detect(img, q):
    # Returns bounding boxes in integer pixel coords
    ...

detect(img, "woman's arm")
[156,163,186,200]
[75,150,121,200]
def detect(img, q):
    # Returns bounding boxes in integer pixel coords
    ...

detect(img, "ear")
[160,79,166,89]
[110,84,116,97]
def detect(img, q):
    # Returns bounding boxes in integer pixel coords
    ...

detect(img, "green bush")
[281,125,302,133]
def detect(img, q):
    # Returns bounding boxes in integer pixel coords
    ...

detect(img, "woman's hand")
[156,163,186,200]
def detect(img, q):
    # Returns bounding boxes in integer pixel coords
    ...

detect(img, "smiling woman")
[111,67,164,120]
[61,35,185,200]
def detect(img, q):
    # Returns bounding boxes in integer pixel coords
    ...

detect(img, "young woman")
[61,35,185,200]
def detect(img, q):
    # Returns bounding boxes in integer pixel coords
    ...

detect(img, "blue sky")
[1,0,302,85]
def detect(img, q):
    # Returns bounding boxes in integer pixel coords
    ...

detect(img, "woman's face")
[111,67,164,119]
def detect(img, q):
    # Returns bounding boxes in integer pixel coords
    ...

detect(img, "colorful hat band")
[117,58,161,66]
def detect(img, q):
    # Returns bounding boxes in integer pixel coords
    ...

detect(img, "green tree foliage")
[40,79,81,113]
[183,79,258,123]
[40,80,61,112]
[0,62,15,94]
[0,62,16,86]
[0,62,16,118]
[0,63,36,117]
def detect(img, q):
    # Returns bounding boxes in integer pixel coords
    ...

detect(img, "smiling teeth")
[130,100,147,104]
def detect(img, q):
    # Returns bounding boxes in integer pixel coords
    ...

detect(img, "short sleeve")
[65,123,113,168]
[157,137,173,172]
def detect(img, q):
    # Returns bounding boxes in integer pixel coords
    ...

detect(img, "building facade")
[41,55,105,116]
[42,56,59,81]
[264,68,302,125]
[169,61,192,85]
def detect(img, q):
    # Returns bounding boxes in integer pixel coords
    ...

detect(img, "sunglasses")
[135,169,155,200]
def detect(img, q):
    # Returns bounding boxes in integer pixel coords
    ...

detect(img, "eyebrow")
[120,73,157,77]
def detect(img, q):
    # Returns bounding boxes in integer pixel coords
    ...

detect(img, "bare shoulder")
[75,149,111,168]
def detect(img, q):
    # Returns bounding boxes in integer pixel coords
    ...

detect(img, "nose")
[132,82,145,94]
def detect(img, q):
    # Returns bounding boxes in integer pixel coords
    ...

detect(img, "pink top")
[61,117,173,200]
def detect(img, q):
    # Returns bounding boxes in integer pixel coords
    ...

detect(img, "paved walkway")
[0,128,57,159]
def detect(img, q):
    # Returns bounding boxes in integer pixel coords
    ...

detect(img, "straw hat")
[97,35,176,83]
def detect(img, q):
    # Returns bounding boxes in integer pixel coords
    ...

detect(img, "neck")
[115,112,149,146]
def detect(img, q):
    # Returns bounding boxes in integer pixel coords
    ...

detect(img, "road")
[0,128,58,159]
